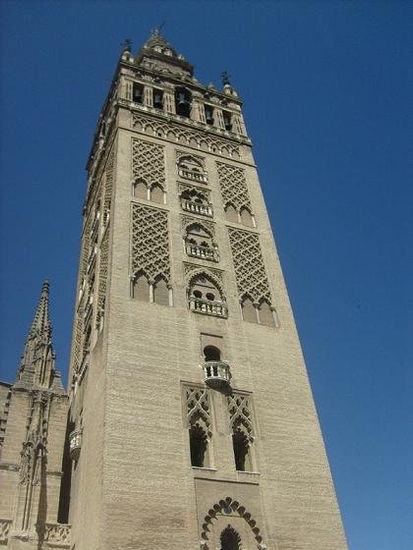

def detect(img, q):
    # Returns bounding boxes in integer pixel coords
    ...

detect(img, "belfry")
[0,31,347,549]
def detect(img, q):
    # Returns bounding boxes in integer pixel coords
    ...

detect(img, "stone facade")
[0,31,347,549]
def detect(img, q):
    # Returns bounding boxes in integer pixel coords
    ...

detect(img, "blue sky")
[0,1,412,548]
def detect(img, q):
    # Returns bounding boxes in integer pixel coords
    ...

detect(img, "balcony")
[189,296,227,318]
[69,427,82,461]
[203,360,231,390]
[186,243,219,262]
[181,199,213,217]
[178,167,208,183]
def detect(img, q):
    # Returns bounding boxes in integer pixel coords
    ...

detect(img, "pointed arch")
[224,203,238,223]
[220,525,241,550]
[150,183,164,204]
[241,294,258,323]
[131,271,150,302]
[258,298,275,327]
[188,269,225,298]
[132,178,148,200]
[240,206,255,228]
[153,275,169,306]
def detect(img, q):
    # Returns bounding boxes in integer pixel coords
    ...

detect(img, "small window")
[132,275,150,302]
[133,83,143,104]
[189,423,209,467]
[153,278,169,306]
[153,88,163,110]
[204,345,221,361]
[223,110,232,132]
[205,292,215,301]
[133,180,147,200]
[232,428,252,471]
[259,301,275,327]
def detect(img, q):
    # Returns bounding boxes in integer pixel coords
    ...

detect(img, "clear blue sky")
[0,1,412,548]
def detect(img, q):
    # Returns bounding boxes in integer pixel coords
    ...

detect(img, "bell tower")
[65,30,347,549]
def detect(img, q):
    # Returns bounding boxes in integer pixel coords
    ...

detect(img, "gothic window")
[153,276,169,306]
[132,83,143,104]
[177,154,207,183]
[175,87,192,117]
[189,274,227,317]
[184,386,212,468]
[205,104,214,126]
[153,88,163,110]
[225,204,238,223]
[232,427,252,471]
[185,224,218,262]
[189,421,209,467]
[240,207,255,227]
[132,179,148,200]
[150,184,164,204]
[241,296,258,323]
[227,393,255,472]
[258,299,275,327]
[220,526,242,550]
[132,273,150,302]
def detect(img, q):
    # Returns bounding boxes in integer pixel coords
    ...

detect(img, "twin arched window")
[132,274,169,306]
[132,179,165,204]
[225,203,255,227]
[241,296,275,327]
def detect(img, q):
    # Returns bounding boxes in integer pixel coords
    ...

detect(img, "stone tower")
[0,282,69,549]
[67,30,346,549]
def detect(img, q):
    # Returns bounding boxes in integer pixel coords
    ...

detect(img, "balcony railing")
[0,519,11,544]
[178,168,208,183]
[44,523,71,546]
[186,243,219,262]
[181,199,213,217]
[69,428,82,461]
[189,296,227,318]
[203,360,231,389]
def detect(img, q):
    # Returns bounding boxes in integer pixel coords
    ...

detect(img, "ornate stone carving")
[131,203,170,282]
[183,263,223,287]
[184,385,211,432]
[180,215,215,235]
[132,113,240,159]
[132,138,165,190]
[227,228,272,303]
[0,519,11,544]
[227,392,254,439]
[96,229,109,330]
[216,162,252,212]
[44,523,71,544]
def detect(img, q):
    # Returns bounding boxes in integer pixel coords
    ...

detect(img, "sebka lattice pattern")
[216,162,252,212]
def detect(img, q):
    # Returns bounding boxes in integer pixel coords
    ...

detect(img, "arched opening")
[189,422,209,467]
[241,297,258,323]
[258,300,275,327]
[204,345,221,362]
[220,525,242,550]
[132,179,147,200]
[132,274,150,302]
[175,87,192,118]
[189,274,226,317]
[240,207,254,227]
[178,155,207,183]
[232,427,252,472]
[153,277,169,306]
[150,184,164,204]
[185,223,216,261]
[225,204,238,223]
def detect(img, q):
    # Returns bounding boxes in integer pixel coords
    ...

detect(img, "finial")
[121,38,132,53]
[221,70,231,87]
[151,22,165,36]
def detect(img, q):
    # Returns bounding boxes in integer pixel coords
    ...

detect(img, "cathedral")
[0,31,347,549]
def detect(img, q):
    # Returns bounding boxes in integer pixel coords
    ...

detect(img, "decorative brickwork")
[132,138,165,190]
[132,113,240,159]
[184,385,211,431]
[96,229,109,329]
[103,149,115,226]
[131,203,170,282]
[227,228,271,303]
[227,392,254,438]
[217,162,252,212]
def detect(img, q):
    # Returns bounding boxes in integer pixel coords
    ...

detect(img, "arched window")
[258,300,275,327]
[232,427,252,472]
[240,207,255,227]
[189,421,209,467]
[241,297,258,323]
[150,184,164,204]
[153,277,169,306]
[185,224,217,261]
[132,179,147,200]
[189,274,227,317]
[225,204,238,223]
[204,345,221,362]
[220,526,242,550]
[132,274,150,302]
[178,155,207,183]
[175,87,192,118]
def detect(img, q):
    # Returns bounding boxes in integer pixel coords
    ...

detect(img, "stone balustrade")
[203,360,231,389]
[44,523,71,546]
[181,199,213,217]
[186,243,219,262]
[178,167,208,183]
[69,427,82,460]
[190,297,227,318]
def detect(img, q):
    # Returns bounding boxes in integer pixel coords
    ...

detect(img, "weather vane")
[151,21,166,36]
[121,38,132,52]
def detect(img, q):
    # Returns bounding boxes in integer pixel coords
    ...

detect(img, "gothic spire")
[15,281,64,393]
